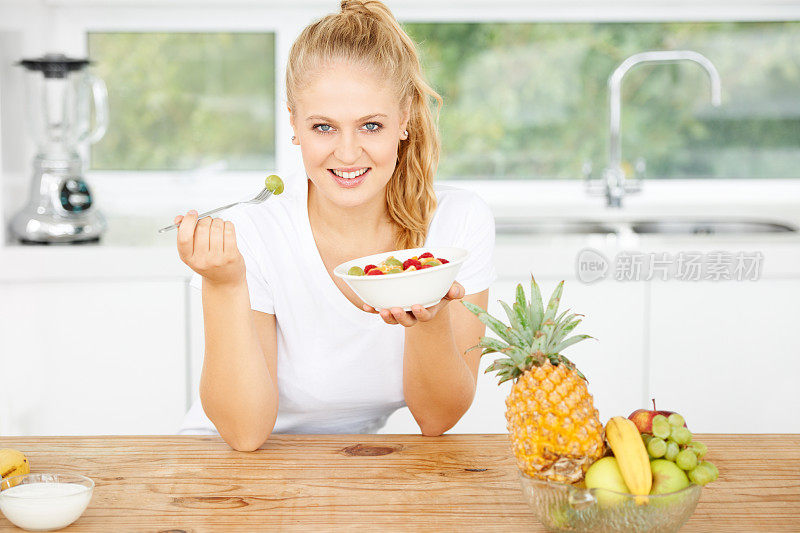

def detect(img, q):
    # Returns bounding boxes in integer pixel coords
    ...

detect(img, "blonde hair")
[286,0,442,249]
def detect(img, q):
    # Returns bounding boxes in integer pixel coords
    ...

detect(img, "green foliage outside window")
[86,23,799,179]
[88,32,275,171]
[403,22,800,179]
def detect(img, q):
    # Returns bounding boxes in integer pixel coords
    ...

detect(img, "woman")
[176,0,496,450]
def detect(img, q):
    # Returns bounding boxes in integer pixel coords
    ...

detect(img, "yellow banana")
[0,448,30,480]
[605,417,652,504]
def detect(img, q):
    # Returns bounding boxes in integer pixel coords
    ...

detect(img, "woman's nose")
[333,131,363,164]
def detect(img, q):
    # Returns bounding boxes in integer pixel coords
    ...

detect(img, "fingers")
[194,216,213,258]
[390,307,417,327]
[176,210,198,260]
[444,281,466,300]
[209,218,224,256]
[378,308,398,325]
[410,304,432,322]
[224,220,237,256]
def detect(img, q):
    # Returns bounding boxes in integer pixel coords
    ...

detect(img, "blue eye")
[313,124,333,134]
[364,122,382,132]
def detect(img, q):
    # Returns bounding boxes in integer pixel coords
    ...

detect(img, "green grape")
[264,174,284,195]
[689,441,708,459]
[700,461,719,481]
[667,413,686,428]
[642,434,652,445]
[670,426,692,445]
[664,441,680,462]
[676,449,699,470]
[688,464,714,486]
[647,437,667,458]
[384,256,403,267]
[347,266,365,276]
[652,416,671,439]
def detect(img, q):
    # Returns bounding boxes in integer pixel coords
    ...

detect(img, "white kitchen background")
[1,0,799,437]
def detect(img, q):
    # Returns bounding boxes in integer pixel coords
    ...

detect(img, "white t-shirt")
[179,170,497,435]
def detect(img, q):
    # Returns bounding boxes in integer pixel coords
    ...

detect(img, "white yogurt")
[0,482,92,531]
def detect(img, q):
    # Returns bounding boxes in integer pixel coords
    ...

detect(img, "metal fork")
[158,187,274,233]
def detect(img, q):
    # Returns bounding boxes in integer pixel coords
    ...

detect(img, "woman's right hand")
[175,210,246,287]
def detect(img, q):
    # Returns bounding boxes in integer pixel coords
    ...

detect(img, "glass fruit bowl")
[518,472,702,533]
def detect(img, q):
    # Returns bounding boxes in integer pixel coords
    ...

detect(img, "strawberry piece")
[364,264,378,274]
[438,258,449,264]
[403,258,422,270]
[419,252,434,259]
[367,269,384,275]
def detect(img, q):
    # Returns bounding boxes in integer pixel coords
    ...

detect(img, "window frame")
[40,0,800,214]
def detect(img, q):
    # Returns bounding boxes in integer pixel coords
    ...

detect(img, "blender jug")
[10,53,109,244]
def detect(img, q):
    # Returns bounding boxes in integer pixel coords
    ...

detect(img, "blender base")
[18,237,101,245]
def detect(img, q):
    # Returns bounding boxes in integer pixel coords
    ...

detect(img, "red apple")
[627,399,681,434]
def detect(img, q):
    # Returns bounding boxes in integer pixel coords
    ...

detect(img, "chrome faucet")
[586,50,723,207]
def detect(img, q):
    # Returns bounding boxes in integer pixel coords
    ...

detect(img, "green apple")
[649,459,691,495]
[585,457,631,507]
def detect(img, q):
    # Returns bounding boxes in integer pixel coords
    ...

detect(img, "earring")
[403,130,409,139]
[292,135,296,141]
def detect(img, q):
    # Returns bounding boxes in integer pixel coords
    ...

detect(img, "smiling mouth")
[329,168,370,179]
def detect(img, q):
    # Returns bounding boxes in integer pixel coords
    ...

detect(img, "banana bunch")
[0,448,30,480]
[605,417,652,504]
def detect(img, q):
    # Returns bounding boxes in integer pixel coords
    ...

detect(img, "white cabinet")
[648,279,800,433]
[0,280,188,435]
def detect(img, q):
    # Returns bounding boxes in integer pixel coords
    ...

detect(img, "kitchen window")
[404,21,800,180]
[87,32,276,172]
[5,0,798,214]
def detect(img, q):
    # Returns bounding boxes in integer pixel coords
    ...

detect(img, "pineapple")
[463,277,605,483]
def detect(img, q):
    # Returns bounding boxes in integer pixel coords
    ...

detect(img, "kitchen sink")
[496,219,798,235]
[495,220,619,235]
[629,220,798,235]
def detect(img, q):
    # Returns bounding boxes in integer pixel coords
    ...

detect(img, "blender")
[10,53,109,244]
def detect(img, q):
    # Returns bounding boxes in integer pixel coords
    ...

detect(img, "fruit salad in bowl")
[334,246,467,311]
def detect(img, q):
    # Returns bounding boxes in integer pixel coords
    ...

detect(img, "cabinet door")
[649,279,800,432]
[380,277,646,434]
[0,280,187,435]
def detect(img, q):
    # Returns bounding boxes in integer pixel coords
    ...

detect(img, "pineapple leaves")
[552,334,594,354]
[542,280,565,324]
[500,300,532,348]
[462,301,513,344]
[475,336,509,354]
[463,301,527,348]
[529,275,544,333]
[499,300,521,332]
[514,284,531,330]
[466,280,592,384]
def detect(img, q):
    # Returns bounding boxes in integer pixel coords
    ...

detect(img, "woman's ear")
[287,105,300,145]
[400,103,411,139]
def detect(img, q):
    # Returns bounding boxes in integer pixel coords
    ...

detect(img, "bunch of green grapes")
[641,413,719,486]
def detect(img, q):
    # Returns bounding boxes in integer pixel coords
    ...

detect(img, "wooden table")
[0,434,797,532]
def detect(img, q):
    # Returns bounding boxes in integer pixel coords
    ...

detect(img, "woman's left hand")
[362,281,466,327]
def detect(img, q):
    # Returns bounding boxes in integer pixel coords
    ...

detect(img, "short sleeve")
[187,210,275,314]
[454,193,498,295]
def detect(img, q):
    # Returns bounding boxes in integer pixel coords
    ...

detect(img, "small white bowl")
[0,473,94,531]
[334,246,468,311]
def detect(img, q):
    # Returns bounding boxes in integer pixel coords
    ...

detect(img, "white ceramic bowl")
[334,246,468,311]
[0,473,94,531]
